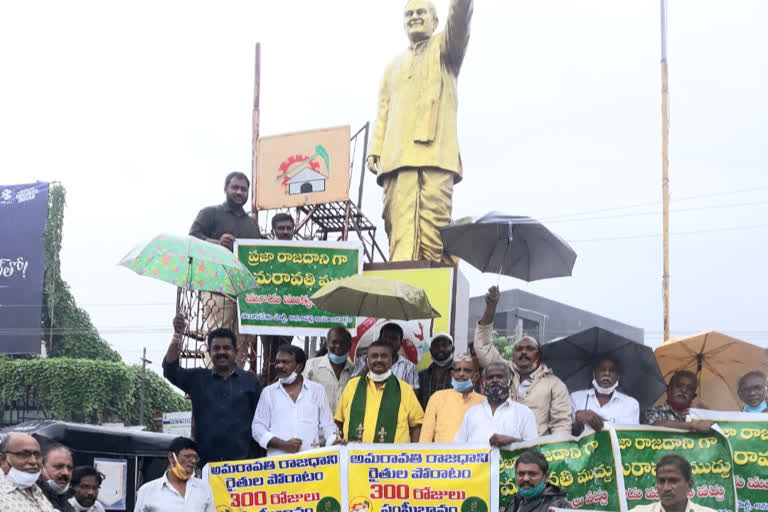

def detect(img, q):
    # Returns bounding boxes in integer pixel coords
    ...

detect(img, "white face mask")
[433,354,454,368]
[47,479,70,495]
[278,371,298,385]
[68,497,92,511]
[7,467,41,488]
[369,369,392,382]
[593,378,619,395]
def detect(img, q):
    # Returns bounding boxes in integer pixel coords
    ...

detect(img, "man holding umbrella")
[473,286,572,436]
[570,357,639,434]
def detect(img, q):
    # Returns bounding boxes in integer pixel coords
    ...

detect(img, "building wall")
[467,288,643,346]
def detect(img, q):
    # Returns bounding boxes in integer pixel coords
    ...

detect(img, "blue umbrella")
[440,212,577,281]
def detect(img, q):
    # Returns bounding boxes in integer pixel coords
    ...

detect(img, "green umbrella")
[309,275,440,321]
[118,233,257,295]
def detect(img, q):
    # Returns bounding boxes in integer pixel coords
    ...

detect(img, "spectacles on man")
[3,450,43,460]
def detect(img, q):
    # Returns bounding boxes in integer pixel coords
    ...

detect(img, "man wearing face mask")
[473,286,572,436]
[68,467,105,512]
[505,449,568,512]
[252,345,340,457]
[352,323,420,391]
[644,371,714,432]
[0,432,56,511]
[38,443,75,512]
[335,339,424,443]
[417,333,455,408]
[738,371,768,413]
[420,354,485,442]
[570,357,640,434]
[135,437,214,512]
[304,327,355,411]
[454,362,538,446]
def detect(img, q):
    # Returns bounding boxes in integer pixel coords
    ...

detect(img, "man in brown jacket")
[473,286,572,436]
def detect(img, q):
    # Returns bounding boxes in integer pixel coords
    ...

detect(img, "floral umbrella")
[118,233,257,295]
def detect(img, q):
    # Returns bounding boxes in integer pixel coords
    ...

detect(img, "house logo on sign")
[275,145,330,196]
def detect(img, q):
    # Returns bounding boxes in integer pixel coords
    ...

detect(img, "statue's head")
[404,0,438,43]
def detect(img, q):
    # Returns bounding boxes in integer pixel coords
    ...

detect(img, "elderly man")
[68,466,105,512]
[738,371,767,413]
[164,315,262,466]
[0,432,55,511]
[420,354,485,443]
[353,323,420,390]
[367,0,473,263]
[189,171,261,366]
[645,370,714,433]
[252,345,339,456]
[570,357,640,434]
[454,362,538,446]
[304,326,355,411]
[629,455,717,512]
[504,449,568,512]
[135,437,214,512]
[418,333,455,408]
[474,286,572,436]
[270,212,295,240]
[335,339,424,443]
[38,443,75,512]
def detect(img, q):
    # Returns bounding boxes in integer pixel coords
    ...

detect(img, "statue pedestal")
[358,261,470,369]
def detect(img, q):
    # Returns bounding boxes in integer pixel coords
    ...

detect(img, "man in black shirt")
[163,314,262,466]
[189,171,261,367]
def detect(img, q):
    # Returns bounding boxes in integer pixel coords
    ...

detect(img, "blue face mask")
[452,377,473,393]
[517,479,547,500]
[328,352,348,365]
[744,401,768,413]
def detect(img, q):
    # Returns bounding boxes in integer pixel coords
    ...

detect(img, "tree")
[492,330,515,361]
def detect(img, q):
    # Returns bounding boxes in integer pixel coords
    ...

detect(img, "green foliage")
[0,358,190,430]
[42,184,121,361]
[493,330,515,361]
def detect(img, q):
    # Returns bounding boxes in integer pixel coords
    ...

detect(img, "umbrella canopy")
[309,275,440,321]
[439,212,577,281]
[118,233,257,295]
[541,327,666,410]
[654,331,768,411]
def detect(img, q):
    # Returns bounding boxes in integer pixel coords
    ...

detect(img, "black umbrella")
[440,213,576,281]
[541,327,666,410]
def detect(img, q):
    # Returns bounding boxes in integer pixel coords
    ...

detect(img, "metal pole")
[660,0,671,342]
[138,347,152,427]
[252,43,261,223]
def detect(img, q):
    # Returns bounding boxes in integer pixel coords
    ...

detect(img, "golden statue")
[367,0,473,263]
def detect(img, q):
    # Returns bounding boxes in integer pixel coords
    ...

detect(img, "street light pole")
[139,347,152,427]
[660,0,671,342]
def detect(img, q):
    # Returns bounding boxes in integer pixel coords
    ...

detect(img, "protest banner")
[690,409,768,512]
[616,426,736,512]
[499,431,624,512]
[235,239,363,336]
[347,445,493,512]
[208,448,344,512]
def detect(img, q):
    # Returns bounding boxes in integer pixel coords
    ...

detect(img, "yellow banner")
[209,450,342,512]
[348,447,491,512]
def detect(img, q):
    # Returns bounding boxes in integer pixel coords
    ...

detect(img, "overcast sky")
[2,1,766,376]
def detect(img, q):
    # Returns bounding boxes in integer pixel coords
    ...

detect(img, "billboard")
[0,182,49,354]
[254,125,351,210]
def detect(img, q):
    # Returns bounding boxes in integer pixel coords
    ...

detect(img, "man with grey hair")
[473,286,572,436]
[454,361,538,446]
[0,432,56,511]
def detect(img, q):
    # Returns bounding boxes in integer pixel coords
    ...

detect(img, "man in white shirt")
[68,466,105,512]
[134,437,214,512]
[629,455,716,512]
[570,356,640,434]
[252,345,340,456]
[454,362,538,447]
[303,326,355,411]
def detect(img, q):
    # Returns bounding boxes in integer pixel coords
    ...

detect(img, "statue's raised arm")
[368,0,474,264]
[441,0,473,74]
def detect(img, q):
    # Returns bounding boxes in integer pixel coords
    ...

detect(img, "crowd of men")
[3,171,766,512]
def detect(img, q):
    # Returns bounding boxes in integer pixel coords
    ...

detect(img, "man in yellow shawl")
[367,0,473,263]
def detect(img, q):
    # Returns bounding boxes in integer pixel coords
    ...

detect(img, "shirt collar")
[221,201,247,216]
[211,366,239,378]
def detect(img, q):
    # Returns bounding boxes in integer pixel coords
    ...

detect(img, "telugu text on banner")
[235,239,363,336]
